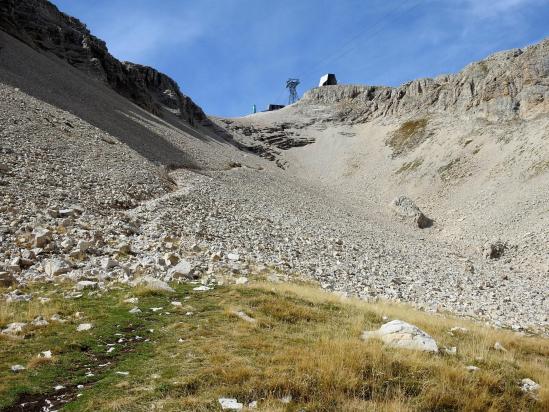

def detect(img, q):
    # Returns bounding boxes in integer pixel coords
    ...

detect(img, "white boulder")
[218,398,243,410]
[33,228,52,248]
[134,276,174,292]
[168,260,193,279]
[31,316,49,327]
[44,259,70,276]
[77,240,93,252]
[76,281,98,291]
[227,253,240,261]
[520,378,540,394]
[76,323,93,332]
[362,320,438,352]
[193,285,211,292]
[2,322,27,336]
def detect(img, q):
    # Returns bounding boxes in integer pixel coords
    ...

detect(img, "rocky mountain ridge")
[299,38,549,124]
[297,39,549,122]
[220,38,549,172]
[0,0,207,125]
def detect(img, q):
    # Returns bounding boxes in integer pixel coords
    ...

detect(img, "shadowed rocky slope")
[0,0,245,168]
[0,0,207,124]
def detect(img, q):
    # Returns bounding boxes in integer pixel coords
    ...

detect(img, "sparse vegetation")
[343,159,361,176]
[1,281,547,411]
[438,157,463,181]
[387,118,430,157]
[477,60,490,75]
[158,165,178,192]
[528,159,549,178]
[396,158,424,175]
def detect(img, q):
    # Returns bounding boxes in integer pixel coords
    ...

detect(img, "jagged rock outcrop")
[300,38,549,123]
[218,119,316,168]
[0,0,207,124]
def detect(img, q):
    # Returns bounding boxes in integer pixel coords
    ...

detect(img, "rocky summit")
[0,1,548,411]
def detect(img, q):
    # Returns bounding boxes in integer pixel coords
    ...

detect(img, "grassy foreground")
[0,280,547,411]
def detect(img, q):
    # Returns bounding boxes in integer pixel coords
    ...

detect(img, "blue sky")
[50,0,549,117]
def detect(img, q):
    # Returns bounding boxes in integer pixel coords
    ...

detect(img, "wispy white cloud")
[460,0,547,18]
[97,10,204,62]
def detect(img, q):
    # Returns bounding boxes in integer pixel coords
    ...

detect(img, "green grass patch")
[0,283,188,410]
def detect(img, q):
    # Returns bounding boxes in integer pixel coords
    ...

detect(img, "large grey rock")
[43,259,70,276]
[0,271,17,287]
[520,378,540,394]
[218,398,243,410]
[1,322,27,336]
[75,281,98,291]
[319,73,337,87]
[135,276,174,293]
[362,320,439,352]
[389,196,432,228]
[168,260,194,280]
[483,240,506,259]
[32,228,52,248]
[76,323,93,332]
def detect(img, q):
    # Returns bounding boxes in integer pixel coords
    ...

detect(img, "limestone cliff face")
[0,0,207,124]
[301,38,549,123]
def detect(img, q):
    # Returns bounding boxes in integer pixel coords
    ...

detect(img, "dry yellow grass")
[387,118,429,156]
[26,355,56,369]
[69,281,547,411]
[0,295,61,326]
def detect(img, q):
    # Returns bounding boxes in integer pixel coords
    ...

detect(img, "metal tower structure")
[286,78,300,104]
